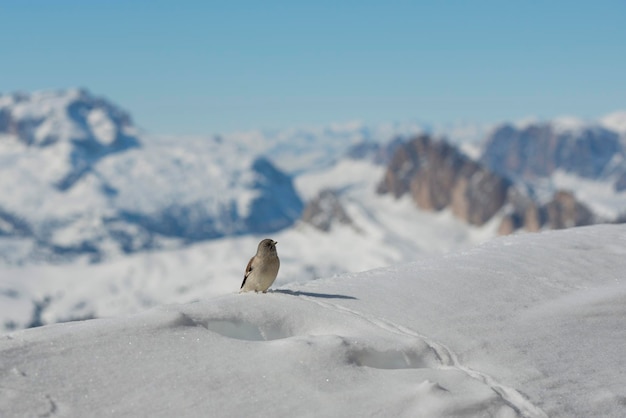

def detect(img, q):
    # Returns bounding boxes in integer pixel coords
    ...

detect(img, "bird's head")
[257,238,278,255]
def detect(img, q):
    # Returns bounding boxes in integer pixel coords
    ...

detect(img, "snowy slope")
[2,224,624,417]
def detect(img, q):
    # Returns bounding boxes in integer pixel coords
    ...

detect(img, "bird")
[240,239,280,293]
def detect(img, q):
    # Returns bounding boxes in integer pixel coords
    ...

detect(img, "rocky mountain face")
[497,190,595,235]
[481,121,626,189]
[377,134,597,234]
[0,89,302,263]
[377,135,510,226]
[301,189,354,232]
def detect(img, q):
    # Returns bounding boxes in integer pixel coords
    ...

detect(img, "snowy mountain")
[2,224,625,417]
[481,119,624,181]
[0,90,303,263]
[0,88,137,150]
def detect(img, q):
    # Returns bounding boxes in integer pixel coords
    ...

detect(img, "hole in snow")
[346,345,437,370]
[204,319,289,341]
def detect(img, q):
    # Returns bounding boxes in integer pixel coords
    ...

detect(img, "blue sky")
[1,1,625,134]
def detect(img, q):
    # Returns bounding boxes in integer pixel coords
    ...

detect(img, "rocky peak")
[378,135,510,226]
[0,88,138,150]
[498,190,594,235]
[301,189,353,232]
[545,190,595,229]
[0,89,141,191]
[481,122,624,181]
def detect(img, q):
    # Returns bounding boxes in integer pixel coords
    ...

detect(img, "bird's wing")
[240,256,254,289]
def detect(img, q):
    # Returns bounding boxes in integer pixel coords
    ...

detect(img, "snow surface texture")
[1,225,625,417]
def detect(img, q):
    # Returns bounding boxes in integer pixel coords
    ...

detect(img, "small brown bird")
[240,239,280,293]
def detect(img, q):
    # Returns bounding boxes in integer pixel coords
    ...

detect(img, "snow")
[551,116,588,135]
[87,107,118,145]
[2,89,91,146]
[548,170,626,219]
[600,110,626,135]
[97,136,257,215]
[1,224,625,417]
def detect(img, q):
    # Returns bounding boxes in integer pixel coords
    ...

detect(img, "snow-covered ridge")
[600,110,626,135]
[2,224,625,417]
[0,88,137,148]
[551,115,610,136]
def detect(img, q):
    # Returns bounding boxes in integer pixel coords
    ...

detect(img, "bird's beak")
[274,241,278,245]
